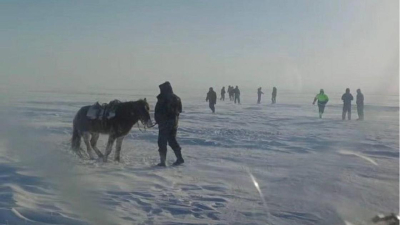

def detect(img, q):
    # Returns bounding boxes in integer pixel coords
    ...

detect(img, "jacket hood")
[159,82,173,95]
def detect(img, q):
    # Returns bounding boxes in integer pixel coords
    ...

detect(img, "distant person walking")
[220,87,226,101]
[313,89,329,118]
[227,86,230,101]
[206,87,217,113]
[155,81,184,166]
[341,88,353,120]
[356,89,364,120]
[257,87,264,104]
[229,86,234,101]
[234,86,241,104]
[272,87,277,104]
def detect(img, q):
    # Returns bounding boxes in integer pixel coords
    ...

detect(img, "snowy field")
[0,88,398,225]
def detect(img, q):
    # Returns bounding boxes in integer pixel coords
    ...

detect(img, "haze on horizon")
[0,0,398,95]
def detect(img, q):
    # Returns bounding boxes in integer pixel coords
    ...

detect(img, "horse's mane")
[131,99,148,107]
[115,99,148,112]
[135,99,147,105]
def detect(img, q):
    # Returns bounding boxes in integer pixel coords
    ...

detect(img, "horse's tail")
[71,124,82,153]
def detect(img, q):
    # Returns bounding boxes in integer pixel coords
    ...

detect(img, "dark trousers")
[272,95,276,104]
[318,103,326,113]
[318,103,326,118]
[257,95,261,104]
[209,103,215,113]
[357,105,364,120]
[342,105,351,120]
[158,121,181,158]
[235,95,240,104]
[220,94,225,101]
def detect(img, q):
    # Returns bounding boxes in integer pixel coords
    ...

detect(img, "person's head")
[236,86,238,88]
[346,88,350,93]
[209,87,213,91]
[320,89,324,94]
[357,89,361,94]
[258,87,261,90]
[159,81,173,95]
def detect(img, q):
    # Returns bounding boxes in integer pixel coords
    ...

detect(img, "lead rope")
[148,122,157,128]
[137,120,157,132]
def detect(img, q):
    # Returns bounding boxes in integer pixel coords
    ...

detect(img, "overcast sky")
[0,0,398,94]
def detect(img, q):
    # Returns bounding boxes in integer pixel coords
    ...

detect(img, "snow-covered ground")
[0,88,398,225]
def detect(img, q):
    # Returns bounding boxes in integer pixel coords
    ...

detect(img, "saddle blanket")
[87,100,120,120]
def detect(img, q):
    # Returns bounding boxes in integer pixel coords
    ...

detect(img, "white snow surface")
[0,89,398,225]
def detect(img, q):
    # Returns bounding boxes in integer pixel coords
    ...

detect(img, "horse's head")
[135,98,153,128]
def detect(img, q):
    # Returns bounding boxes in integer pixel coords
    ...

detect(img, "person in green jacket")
[312,89,329,118]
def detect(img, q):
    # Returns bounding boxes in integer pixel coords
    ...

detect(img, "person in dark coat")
[155,81,184,166]
[228,86,233,101]
[234,86,241,104]
[341,88,354,120]
[206,87,217,113]
[272,87,277,104]
[257,87,264,104]
[220,87,226,101]
[356,89,364,120]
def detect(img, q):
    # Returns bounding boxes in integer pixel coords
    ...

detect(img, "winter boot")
[172,149,184,166]
[157,150,166,167]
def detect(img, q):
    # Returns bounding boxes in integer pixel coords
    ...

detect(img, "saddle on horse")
[87,100,121,120]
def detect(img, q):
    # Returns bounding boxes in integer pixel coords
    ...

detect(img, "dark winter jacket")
[234,87,240,97]
[272,87,277,96]
[206,90,217,105]
[155,82,182,125]
[341,93,354,106]
[356,93,364,106]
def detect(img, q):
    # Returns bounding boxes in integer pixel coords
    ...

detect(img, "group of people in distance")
[206,85,242,113]
[257,87,277,104]
[205,86,365,121]
[313,88,364,120]
[206,86,278,113]
[222,86,241,104]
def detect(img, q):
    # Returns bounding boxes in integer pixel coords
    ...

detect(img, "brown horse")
[71,99,152,162]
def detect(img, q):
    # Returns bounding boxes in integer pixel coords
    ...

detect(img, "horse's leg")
[83,132,95,160]
[90,133,104,158]
[114,136,125,162]
[103,135,116,162]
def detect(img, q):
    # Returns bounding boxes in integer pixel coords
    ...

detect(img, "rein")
[147,122,158,128]
[137,120,157,133]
